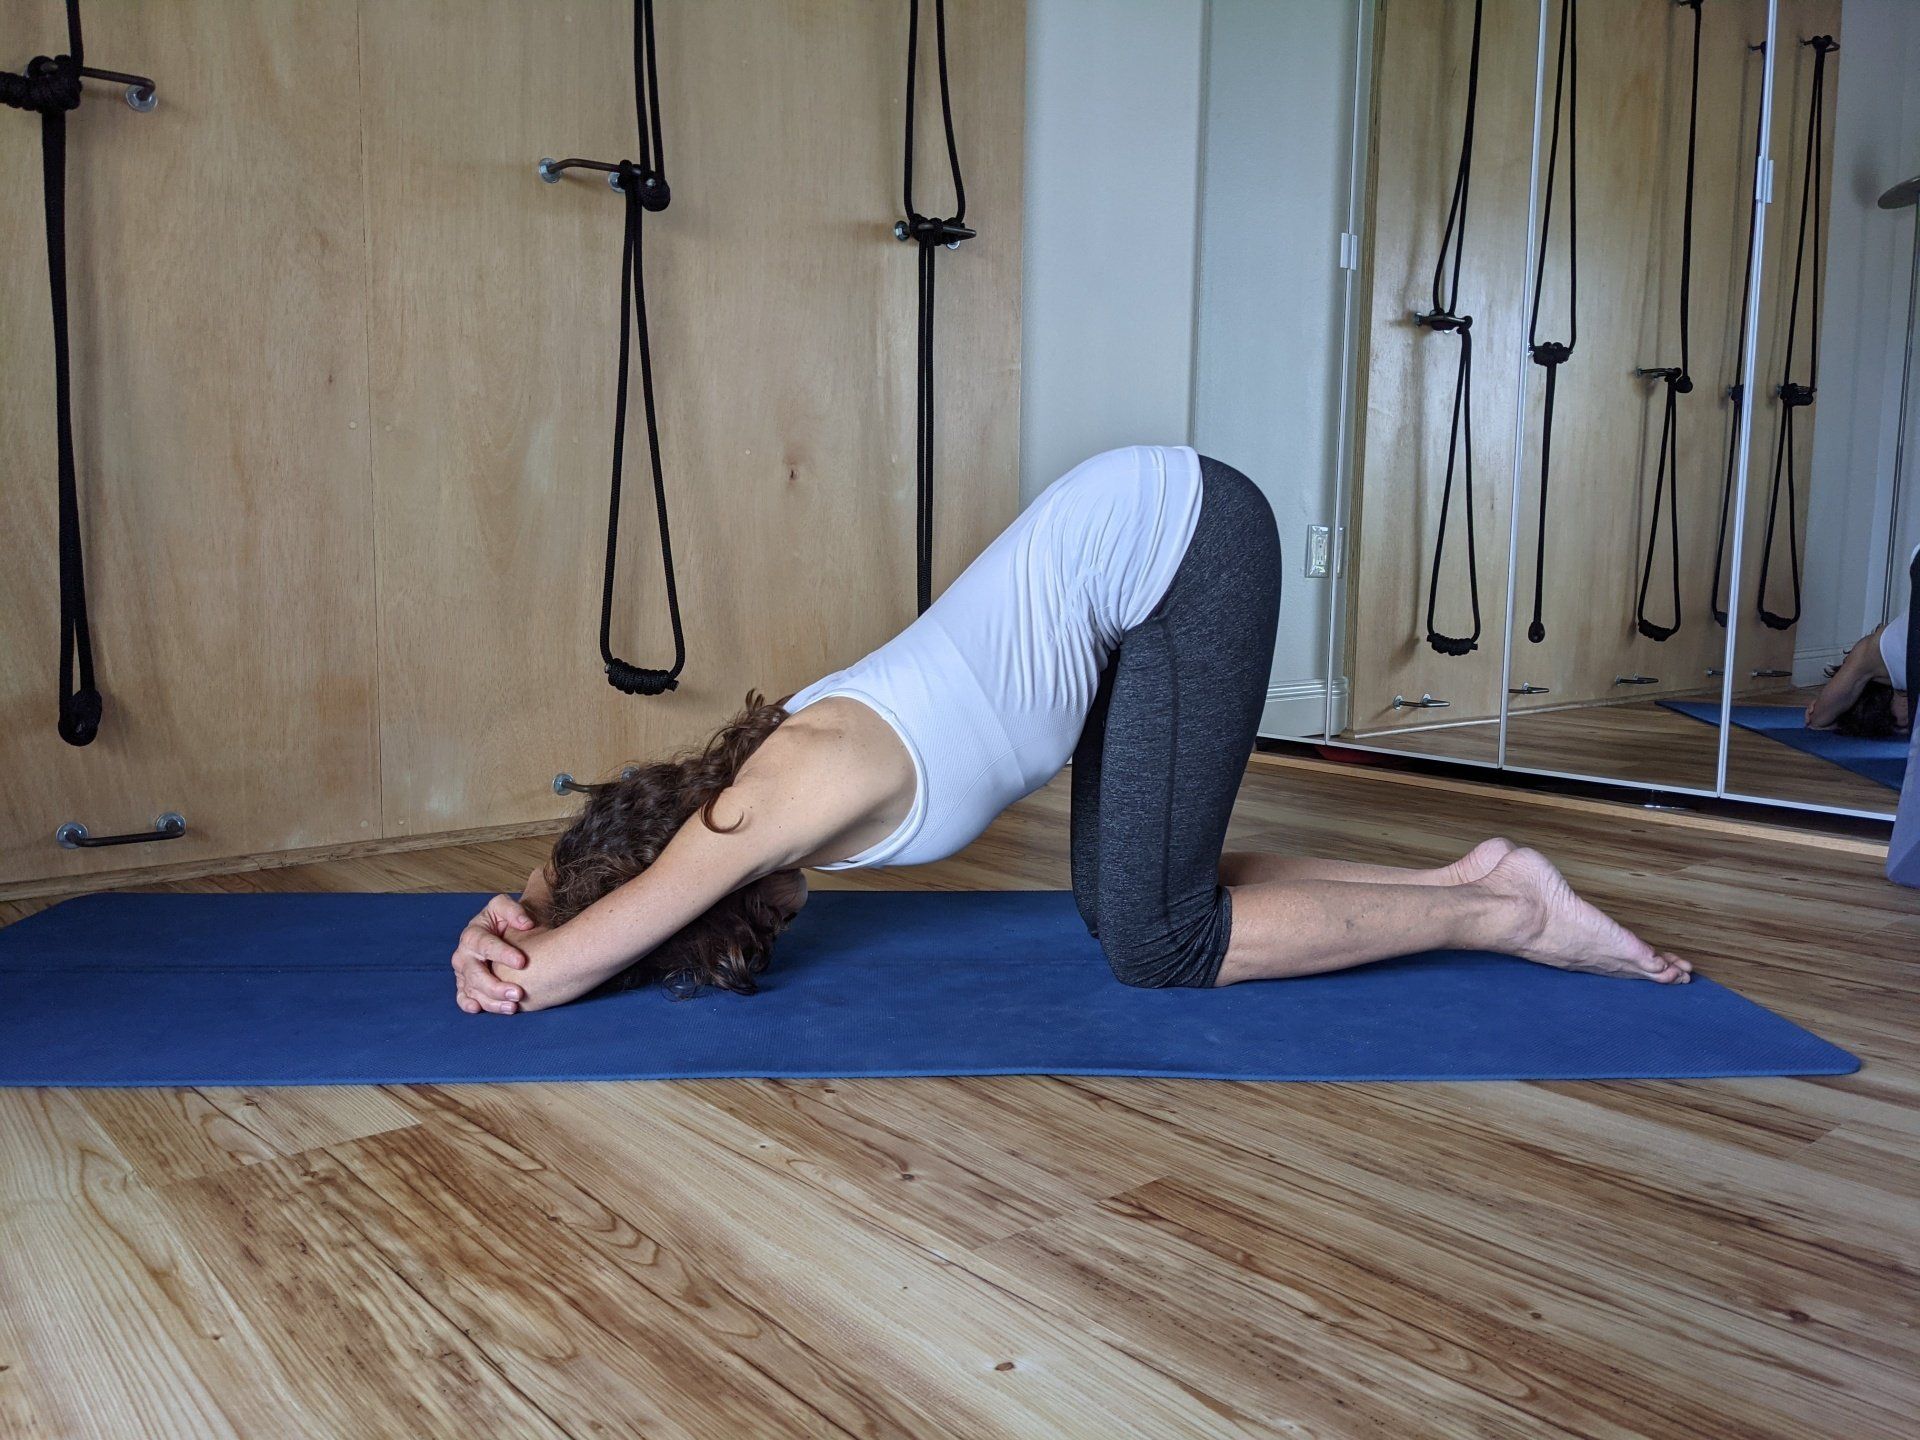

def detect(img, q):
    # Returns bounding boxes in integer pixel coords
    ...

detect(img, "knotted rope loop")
[604,658,679,696]
[594,0,686,697]
[1754,33,1836,633]
[1414,0,1486,658]
[1633,0,1704,644]
[4,2,124,745]
[615,158,670,212]
[899,0,971,616]
[0,54,82,113]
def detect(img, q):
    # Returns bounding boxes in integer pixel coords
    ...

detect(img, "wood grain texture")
[2,758,1916,1437]
[0,0,1024,887]
[360,0,1024,837]
[0,2,381,887]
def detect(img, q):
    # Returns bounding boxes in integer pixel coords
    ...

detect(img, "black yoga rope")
[898,0,973,616]
[3,0,100,745]
[1416,0,1485,658]
[1710,40,1767,628]
[1754,35,1837,633]
[597,0,684,696]
[1633,0,1703,644]
[1523,0,1578,646]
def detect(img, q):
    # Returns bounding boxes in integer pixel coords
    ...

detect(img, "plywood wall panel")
[360,0,1025,836]
[0,0,1024,886]
[0,2,379,885]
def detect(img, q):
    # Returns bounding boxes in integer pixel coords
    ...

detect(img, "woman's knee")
[1096,894,1231,989]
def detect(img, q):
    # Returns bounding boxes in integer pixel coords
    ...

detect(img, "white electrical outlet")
[1306,525,1332,578]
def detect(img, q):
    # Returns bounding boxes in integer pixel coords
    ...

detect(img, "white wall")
[1021,0,1362,737]
[1191,0,1360,736]
[1020,0,1207,502]
[1799,0,1920,677]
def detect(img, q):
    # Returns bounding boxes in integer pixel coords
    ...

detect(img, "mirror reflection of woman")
[1806,544,1917,738]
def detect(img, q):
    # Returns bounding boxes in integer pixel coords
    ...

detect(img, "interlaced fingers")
[1634,0,1703,644]
[899,0,972,615]
[1523,0,1578,645]
[3,0,102,745]
[598,0,684,696]
[1755,34,1835,632]
[1711,41,1767,627]
[1417,0,1485,658]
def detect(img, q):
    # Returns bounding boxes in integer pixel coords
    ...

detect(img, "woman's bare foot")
[1437,836,1516,887]
[1472,847,1691,983]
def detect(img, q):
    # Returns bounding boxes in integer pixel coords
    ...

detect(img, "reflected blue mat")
[0,890,1856,1086]
[1662,700,1908,791]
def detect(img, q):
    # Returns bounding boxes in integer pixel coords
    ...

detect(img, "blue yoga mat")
[0,890,1856,1086]
[1663,700,1909,791]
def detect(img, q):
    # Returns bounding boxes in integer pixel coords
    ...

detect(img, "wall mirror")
[1720,0,1916,819]
[1500,0,1773,795]
[1330,0,1542,767]
[1322,0,1915,824]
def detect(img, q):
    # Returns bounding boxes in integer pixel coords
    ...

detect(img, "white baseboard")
[1260,677,1348,740]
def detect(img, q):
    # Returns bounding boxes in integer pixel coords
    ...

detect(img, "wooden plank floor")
[1352,689,1900,815]
[3,758,1917,1438]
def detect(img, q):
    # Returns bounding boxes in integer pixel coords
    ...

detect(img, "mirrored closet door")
[1328,0,1542,767]
[1722,0,1913,819]
[1500,0,1771,794]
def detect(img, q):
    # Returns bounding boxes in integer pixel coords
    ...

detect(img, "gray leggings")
[1069,456,1282,988]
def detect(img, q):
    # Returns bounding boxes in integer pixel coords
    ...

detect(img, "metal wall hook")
[1508,683,1550,696]
[537,156,666,201]
[56,811,185,849]
[554,766,640,796]
[1613,674,1660,686]
[538,156,620,184]
[894,216,975,251]
[1751,667,1793,679]
[1391,693,1451,710]
[77,65,156,111]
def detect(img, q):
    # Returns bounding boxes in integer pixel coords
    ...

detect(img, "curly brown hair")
[541,692,807,997]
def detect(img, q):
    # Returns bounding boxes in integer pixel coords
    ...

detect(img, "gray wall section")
[1800,0,1920,677]
[1191,0,1360,733]
[1022,0,1359,736]
[1019,0,1208,505]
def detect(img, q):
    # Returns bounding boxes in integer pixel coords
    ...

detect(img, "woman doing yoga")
[451,447,1688,1015]
[1804,543,1916,739]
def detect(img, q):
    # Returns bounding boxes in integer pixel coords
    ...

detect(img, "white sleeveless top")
[786,445,1205,869]
[1882,543,1917,692]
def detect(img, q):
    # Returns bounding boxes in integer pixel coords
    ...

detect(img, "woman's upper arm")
[515,779,804,1009]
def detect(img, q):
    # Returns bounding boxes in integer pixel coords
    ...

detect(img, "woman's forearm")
[514,809,784,1009]
[520,864,554,916]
